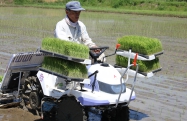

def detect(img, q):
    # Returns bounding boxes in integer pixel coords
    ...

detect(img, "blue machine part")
[84,77,100,92]
[131,95,136,101]
[78,97,109,106]
[42,101,56,112]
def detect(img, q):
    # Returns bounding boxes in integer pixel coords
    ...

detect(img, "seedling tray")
[40,49,91,65]
[39,67,86,82]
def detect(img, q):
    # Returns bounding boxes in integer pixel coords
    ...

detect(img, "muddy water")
[0,7,187,121]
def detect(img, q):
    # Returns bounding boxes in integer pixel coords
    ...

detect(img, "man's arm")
[79,22,96,48]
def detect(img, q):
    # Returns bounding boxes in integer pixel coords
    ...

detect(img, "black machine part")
[29,91,41,110]
[89,46,109,63]
[56,97,87,121]
[101,106,129,121]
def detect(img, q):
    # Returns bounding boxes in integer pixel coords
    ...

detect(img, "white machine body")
[37,63,136,106]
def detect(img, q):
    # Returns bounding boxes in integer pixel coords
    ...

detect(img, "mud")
[0,37,187,121]
[0,7,187,121]
[0,108,41,121]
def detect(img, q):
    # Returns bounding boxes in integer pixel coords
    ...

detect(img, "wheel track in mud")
[128,75,187,121]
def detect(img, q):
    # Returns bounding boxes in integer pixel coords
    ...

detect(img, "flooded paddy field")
[0,7,187,121]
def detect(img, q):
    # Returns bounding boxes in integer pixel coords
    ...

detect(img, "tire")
[115,106,129,121]
[56,97,87,121]
[29,91,41,110]
[23,76,43,94]
[22,76,43,109]
[101,106,129,121]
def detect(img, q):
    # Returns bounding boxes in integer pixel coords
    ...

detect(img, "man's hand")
[91,46,101,53]
[89,46,108,63]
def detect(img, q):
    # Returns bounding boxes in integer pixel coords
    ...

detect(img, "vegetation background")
[1,0,187,18]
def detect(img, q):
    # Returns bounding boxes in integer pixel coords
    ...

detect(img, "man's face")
[66,10,81,23]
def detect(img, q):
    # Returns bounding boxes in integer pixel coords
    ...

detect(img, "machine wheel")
[22,76,43,96]
[115,106,129,121]
[22,76,43,110]
[29,91,41,110]
[101,106,129,121]
[56,97,87,121]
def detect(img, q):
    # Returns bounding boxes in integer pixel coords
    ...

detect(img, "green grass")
[117,35,163,55]
[42,57,88,78]
[2,0,187,18]
[41,37,89,59]
[116,56,160,72]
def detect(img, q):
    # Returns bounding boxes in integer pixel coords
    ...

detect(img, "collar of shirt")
[65,15,78,28]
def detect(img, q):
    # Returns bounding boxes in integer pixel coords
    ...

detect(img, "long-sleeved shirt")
[54,16,96,48]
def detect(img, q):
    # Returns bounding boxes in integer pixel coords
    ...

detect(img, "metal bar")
[152,67,162,73]
[17,71,22,98]
[154,51,164,57]
[115,64,132,108]
[126,64,139,106]
[117,49,164,59]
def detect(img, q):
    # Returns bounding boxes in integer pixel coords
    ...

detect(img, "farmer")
[54,1,105,62]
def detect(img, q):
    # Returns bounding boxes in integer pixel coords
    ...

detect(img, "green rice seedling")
[41,38,89,59]
[116,55,160,72]
[0,75,3,82]
[41,38,89,78]
[116,35,162,72]
[42,57,88,79]
[117,36,163,55]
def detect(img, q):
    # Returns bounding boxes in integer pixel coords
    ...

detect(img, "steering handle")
[89,46,109,63]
